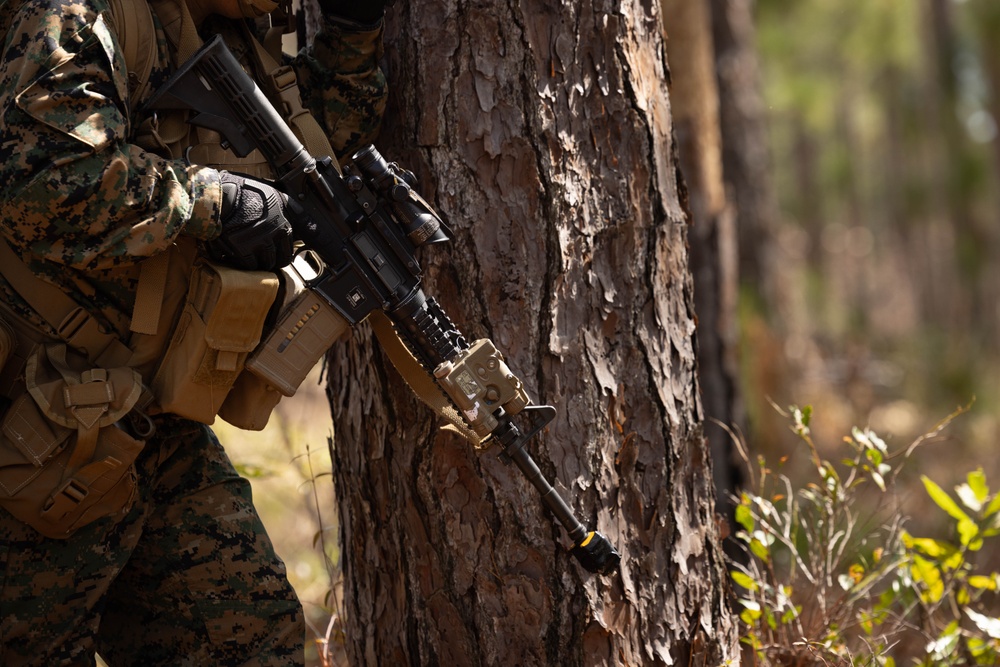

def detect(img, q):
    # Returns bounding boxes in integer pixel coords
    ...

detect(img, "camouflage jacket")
[0,0,386,340]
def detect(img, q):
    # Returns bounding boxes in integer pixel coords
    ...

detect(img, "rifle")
[146,35,620,576]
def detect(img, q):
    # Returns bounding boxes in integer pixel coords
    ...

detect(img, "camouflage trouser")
[0,417,304,666]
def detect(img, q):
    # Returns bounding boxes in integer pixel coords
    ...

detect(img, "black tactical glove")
[317,0,387,25]
[208,172,294,271]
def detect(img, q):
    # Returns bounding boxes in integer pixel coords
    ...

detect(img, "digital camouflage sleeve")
[292,16,388,163]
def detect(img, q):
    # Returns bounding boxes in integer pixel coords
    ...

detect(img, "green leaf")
[750,538,770,562]
[911,555,944,603]
[731,570,758,592]
[959,518,982,551]
[821,462,842,486]
[923,475,973,523]
[866,447,884,467]
[853,426,888,454]
[968,574,997,590]
[966,636,991,660]
[968,469,989,503]
[798,405,813,428]
[983,509,1000,536]
[983,524,1000,538]
[902,533,958,559]
[927,620,961,659]
[983,493,1000,519]
[735,503,754,533]
[233,463,273,479]
[739,599,762,625]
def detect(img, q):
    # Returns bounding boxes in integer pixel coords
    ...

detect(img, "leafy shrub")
[731,404,1000,665]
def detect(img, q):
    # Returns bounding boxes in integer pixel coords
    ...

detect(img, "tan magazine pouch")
[218,258,349,430]
[151,260,279,423]
[0,343,145,539]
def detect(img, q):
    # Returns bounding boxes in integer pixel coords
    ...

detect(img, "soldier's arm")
[0,0,222,272]
[291,14,388,160]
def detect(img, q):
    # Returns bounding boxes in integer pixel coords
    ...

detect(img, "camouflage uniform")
[0,0,386,664]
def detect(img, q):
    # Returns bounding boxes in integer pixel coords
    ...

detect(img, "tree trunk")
[707,0,778,310]
[660,0,744,554]
[326,1,739,665]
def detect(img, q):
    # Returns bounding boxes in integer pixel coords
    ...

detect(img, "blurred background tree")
[745,0,1000,456]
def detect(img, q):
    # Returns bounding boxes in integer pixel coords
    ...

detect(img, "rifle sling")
[367,310,481,446]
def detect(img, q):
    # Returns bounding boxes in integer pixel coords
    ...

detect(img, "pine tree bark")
[325,1,739,664]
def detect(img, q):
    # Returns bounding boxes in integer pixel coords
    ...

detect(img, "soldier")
[0,0,386,663]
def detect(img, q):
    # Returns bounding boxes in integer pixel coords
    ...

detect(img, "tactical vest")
[0,0,347,430]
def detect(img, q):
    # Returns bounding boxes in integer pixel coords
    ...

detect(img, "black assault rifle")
[146,35,620,575]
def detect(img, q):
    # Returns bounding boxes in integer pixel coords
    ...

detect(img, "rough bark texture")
[325,1,739,665]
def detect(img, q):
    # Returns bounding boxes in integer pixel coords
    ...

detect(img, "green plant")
[731,403,1000,665]
[901,468,1000,666]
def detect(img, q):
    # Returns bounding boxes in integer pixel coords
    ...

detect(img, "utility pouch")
[218,257,348,430]
[152,260,279,424]
[0,343,146,539]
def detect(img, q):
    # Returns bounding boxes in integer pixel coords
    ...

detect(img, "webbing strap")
[151,0,202,65]
[130,249,171,335]
[263,23,285,62]
[40,455,125,523]
[367,310,481,445]
[175,1,201,62]
[244,25,340,167]
[0,241,131,367]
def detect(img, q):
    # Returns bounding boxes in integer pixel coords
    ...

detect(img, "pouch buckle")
[41,478,90,521]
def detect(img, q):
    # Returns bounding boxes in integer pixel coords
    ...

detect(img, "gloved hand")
[317,0,387,25]
[207,172,294,271]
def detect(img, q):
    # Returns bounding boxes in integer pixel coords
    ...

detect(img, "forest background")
[739,0,1000,562]
[211,0,1000,662]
